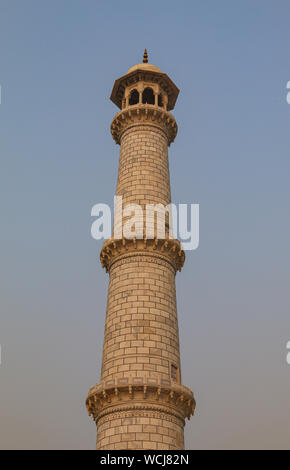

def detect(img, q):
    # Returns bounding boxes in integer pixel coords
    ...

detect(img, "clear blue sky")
[0,0,290,449]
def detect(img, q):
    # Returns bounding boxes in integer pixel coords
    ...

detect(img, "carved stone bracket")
[111,105,178,146]
[100,237,185,273]
[86,377,195,424]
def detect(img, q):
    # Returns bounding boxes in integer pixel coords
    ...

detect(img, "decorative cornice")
[86,377,195,424]
[97,408,185,427]
[95,404,185,426]
[100,237,185,273]
[111,105,178,146]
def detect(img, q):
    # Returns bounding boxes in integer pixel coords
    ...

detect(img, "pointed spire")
[143,49,148,63]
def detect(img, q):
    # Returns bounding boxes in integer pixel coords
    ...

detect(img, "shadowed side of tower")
[87,52,195,450]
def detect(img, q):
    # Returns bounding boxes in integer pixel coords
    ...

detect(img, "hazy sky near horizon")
[0,0,290,449]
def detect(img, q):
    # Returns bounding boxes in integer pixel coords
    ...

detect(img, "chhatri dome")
[110,49,179,111]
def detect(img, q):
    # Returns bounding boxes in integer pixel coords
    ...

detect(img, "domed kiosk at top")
[110,49,179,111]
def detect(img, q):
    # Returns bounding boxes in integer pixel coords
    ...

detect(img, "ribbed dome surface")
[127,62,162,74]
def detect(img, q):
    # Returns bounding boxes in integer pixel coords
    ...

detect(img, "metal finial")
[143,49,148,63]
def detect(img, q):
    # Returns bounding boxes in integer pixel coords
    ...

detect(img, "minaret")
[87,51,195,450]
